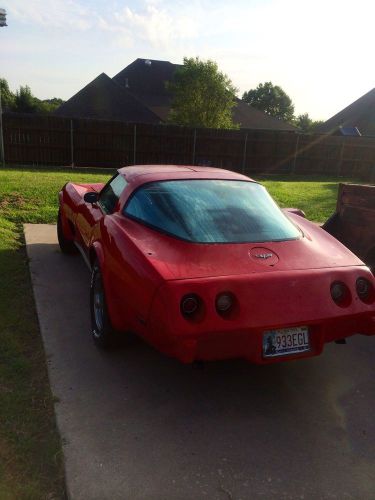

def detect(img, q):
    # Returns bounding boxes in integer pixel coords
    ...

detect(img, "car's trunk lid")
[120,214,364,280]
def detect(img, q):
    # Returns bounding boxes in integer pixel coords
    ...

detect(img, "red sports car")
[57,165,375,364]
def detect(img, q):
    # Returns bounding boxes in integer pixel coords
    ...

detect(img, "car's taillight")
[330,281,350,306]
[356,277,374,303]
[181,294,200,317]
[216,293,234,315]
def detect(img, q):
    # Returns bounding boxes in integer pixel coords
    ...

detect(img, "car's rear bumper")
[146,267,375,364]
[150,313,375,364]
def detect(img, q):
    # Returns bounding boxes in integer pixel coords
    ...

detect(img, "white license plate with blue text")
[262,326,310,357]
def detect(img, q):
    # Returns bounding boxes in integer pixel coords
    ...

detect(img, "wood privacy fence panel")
[194,128,244,169]
[295,135,343,175]
[3,114,71,165]
[72,119,134,167]
[134,124,194,165]
[243,130,297,174]
[2,113,375,181]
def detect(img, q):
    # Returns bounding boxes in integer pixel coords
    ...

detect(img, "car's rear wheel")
[57,209,77,254]
[90,262,115,349]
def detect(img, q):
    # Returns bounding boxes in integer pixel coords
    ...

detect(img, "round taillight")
[330,281,347,304]
[216,293,234,313]
[356,277,372,302]
[181,294,200,316]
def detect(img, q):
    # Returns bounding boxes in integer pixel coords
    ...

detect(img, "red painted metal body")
[58,165,375,364]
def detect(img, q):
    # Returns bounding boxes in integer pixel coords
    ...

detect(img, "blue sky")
[1,0,374,120]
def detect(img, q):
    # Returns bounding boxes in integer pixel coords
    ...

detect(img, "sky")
[1,0,374,121]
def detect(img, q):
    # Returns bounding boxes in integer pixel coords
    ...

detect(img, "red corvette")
[57,165,375,364]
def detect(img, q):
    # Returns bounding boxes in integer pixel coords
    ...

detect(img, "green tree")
[168,57,238,129]
[0,78,64,113]
[14,85,40,113]
[242,82,295,122]
[294,113,324,133]
[38,98,65,113]
[0,78,15,110]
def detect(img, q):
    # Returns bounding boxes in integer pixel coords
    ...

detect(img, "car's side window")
[124,184,192,239]
[99,174,127,214]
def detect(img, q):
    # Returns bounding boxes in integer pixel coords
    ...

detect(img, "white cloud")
[5,0,202,47]
[110,1,199,48]
[6,0,92,30]
[2,0,375,118]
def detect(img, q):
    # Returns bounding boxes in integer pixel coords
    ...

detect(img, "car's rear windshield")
[124,179,301,243]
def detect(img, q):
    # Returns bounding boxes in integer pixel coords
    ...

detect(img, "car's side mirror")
[84,192,99,204]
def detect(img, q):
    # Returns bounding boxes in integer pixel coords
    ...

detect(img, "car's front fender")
[90,241,105,270]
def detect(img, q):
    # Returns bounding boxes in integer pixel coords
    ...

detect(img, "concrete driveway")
[25,224,375,500]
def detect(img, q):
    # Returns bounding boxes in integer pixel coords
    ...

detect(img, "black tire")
[90,262,115,349]
[57,209,77,254]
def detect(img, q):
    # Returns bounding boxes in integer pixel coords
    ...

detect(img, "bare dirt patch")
[0,194,28,210]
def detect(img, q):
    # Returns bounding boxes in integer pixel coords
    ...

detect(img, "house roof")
[113,58,296,130]
[113,58,178,121]
[233,99,296,130]
[317,88,375,136]
[55,58,296,131]
[113,58,180,100]
[54,72,161,123]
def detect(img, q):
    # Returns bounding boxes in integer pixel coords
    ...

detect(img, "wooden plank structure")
[2,113,375,181]
[323,183,375,269]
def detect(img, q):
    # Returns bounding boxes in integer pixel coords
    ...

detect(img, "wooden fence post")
[242,132,248,173]
[338,140,345,177]
[192,129,196,165]
[0,88,5,166]
[0,117,4,167]
[292,134,300,174]
[70,119,74,168]
[133,124,137,165]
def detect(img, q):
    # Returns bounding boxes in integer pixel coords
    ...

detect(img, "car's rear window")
[124,179,301,243]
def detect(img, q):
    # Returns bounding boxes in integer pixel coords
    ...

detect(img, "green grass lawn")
[260,175,343,223]
[0,165,364,499]
[0,166,112,500]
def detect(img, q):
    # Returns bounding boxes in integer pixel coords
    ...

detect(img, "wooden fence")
[2,113,375,181]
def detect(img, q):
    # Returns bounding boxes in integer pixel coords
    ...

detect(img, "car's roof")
[118,164,255,184]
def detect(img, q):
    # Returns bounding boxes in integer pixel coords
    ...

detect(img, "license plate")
[262,326,310,357]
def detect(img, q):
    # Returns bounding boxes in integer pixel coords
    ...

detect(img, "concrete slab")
[25,224,375,500]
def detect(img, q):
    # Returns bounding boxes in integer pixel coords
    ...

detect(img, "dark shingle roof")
[55,72,161,123]
[233,99,296,130]
[113,58,180,99]
[113,58,178,121]
[317,88,375,136]
[55,58,296,131]
[113,58,295,130]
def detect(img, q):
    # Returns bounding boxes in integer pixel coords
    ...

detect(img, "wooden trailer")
[323,183,375,272]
